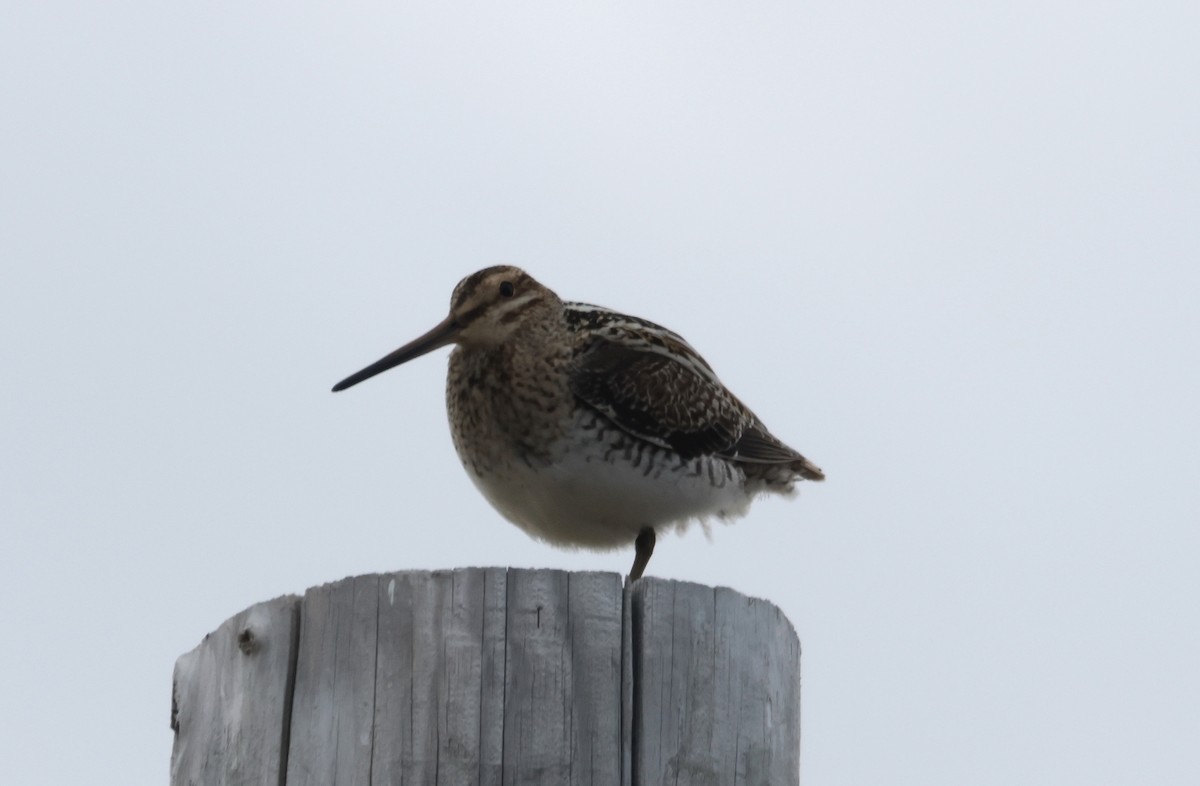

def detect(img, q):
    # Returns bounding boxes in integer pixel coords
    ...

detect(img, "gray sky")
[2,2,1197,784]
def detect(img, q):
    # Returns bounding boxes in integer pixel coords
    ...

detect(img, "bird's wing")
[566,310,812,473]
[570,336,745,459]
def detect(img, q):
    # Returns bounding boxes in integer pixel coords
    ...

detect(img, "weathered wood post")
[170,569,800,785]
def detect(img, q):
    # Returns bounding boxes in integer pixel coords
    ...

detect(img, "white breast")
[457,423,755,549]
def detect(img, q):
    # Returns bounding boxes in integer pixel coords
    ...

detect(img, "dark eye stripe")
[453,268,531,307]
[456,302,488,325]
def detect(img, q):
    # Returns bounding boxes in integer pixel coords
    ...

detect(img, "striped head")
[331,266,560,392]
[448,266,560,349]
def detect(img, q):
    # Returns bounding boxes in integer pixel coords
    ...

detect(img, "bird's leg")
[629,527,656,582]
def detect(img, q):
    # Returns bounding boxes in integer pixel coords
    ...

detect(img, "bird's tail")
[792,456,825,482]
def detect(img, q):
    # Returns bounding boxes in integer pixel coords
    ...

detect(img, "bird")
[332,266,824,581]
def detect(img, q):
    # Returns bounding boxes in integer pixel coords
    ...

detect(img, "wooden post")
[170,569,800,786]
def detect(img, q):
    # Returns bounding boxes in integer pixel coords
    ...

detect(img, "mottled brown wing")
[571,337,760,461]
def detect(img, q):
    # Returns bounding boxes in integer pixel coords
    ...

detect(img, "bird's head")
[332,265,559,392]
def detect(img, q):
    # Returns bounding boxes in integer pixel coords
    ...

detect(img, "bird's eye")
[499,281,515,298]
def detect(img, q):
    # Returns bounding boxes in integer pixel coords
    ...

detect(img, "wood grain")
[170,569,799,786]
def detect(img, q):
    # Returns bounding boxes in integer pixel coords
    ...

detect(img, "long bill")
[332,313,460,392]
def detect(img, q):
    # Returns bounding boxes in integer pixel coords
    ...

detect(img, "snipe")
[333,266,824,580]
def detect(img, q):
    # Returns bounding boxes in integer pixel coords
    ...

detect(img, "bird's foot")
[628,527,656,582]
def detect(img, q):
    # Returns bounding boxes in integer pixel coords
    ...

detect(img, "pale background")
[2,3,1197,784]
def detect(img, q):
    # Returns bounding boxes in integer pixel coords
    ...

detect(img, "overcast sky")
[2,2,1197,784]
